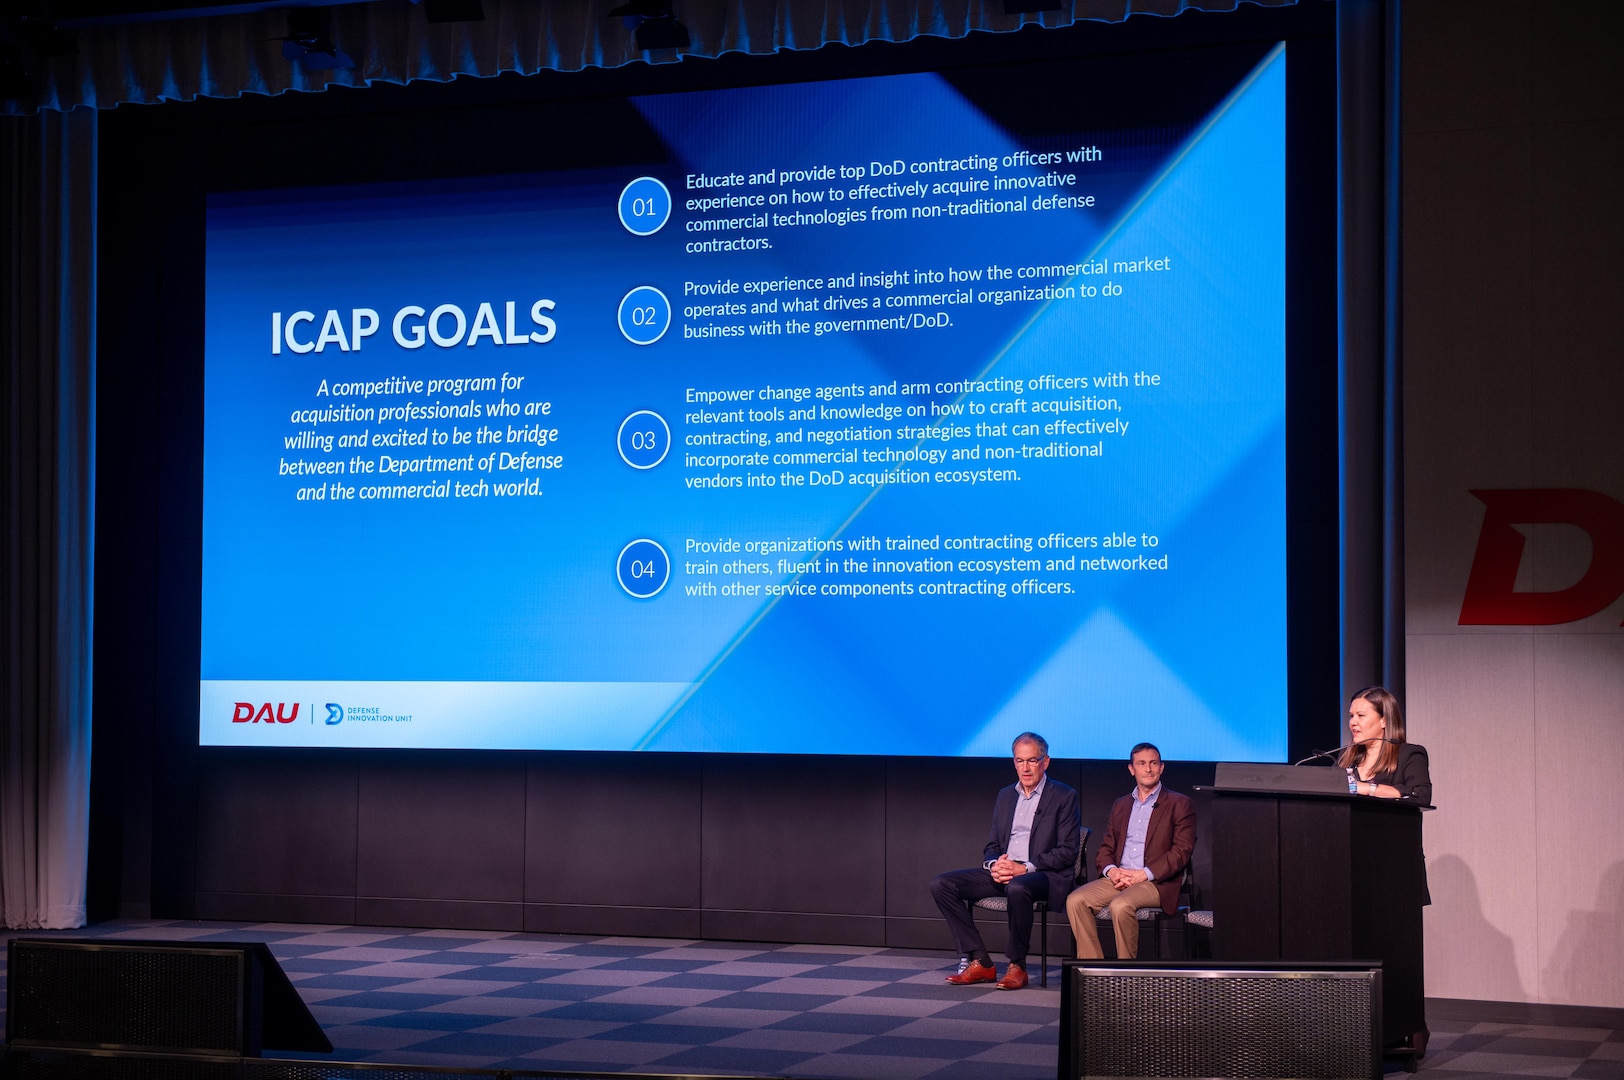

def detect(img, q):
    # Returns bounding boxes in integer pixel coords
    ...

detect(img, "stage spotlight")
[633,16,689,50]
[411,0,487,22]
[277,8,355,71]
[9,14,77,59]
[607,0,690,51]
[0,12,75,104]
[607,0,673,17]
[0,53,33,104]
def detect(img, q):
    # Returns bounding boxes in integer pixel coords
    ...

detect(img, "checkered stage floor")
[3,920,1621,1079]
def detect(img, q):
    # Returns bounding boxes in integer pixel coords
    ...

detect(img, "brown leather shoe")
[995,963,1028,990]
[945,959,997,985]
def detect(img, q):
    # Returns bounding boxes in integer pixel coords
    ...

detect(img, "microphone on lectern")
[1292,736,1398,767]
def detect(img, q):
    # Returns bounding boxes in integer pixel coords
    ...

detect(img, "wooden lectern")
[1202,764,1430,1050]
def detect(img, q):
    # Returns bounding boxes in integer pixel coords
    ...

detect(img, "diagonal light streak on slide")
[956,41,1284,394]
[968,46,1287,743]
[634,45,1284,751]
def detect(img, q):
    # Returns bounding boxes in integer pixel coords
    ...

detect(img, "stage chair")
[1185,907,1215,955]
[969,824,1090,987]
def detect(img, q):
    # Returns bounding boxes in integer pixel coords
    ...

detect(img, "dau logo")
[1459,488,1624,626]
[231,702,301,724]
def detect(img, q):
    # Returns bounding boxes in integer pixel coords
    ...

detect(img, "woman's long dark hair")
[1337,685,1406,776]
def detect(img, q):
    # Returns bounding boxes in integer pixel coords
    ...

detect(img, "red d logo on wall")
[1459,489,1624,625]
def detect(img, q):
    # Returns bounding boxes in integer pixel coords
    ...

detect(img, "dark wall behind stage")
[85,5,1323,946]
[128,746,1215,953]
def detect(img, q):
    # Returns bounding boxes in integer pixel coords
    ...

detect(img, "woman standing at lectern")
[1343,684,1434,1061]
[1340,685,1432,804]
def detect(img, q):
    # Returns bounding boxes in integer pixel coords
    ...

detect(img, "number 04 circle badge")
[618,286,671,346]
[617,539,671,599]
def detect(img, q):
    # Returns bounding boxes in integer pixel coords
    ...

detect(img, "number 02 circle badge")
[616,539,671,599]
[618,286,671,346]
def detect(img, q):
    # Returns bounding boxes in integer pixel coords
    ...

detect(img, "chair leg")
[1136,915,1159,960]
[1039,903,1048,988]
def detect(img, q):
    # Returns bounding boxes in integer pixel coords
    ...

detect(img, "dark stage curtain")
[14,0,1294,113]
[0,107,97,929]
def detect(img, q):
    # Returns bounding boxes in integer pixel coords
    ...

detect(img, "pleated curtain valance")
[15,0,1296,114]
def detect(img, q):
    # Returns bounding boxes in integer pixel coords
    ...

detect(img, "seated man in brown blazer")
[1065,742,1195,959]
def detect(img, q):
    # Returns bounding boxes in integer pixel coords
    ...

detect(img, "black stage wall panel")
[171,753,1208,947]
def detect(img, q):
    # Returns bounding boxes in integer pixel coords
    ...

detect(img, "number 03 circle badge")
[617,410,671,470]
[618,286,671,346]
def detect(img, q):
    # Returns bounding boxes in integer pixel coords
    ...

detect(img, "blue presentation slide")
[200,44,1288,758]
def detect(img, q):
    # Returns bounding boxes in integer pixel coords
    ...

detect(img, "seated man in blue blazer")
[930,732,1081,990]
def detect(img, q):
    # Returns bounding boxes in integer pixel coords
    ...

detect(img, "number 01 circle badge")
[616,539,670,599]
[618,286,671,346]
[618,176,672,236]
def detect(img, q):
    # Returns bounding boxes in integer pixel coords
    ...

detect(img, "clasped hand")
[988,855,1026,883]
[1105,866,1148,890]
